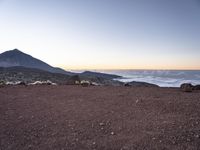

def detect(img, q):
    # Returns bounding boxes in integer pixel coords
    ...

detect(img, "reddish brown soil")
[1,85,200,150]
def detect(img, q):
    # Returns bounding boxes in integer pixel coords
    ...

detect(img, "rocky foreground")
[1,85,200,150]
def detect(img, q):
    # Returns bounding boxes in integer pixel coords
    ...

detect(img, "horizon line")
[65,68,200,71]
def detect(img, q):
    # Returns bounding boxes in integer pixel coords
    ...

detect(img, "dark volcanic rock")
[0,80,5,88]
[193,85,200,90]
[17,81,27,86]
[180,83,193,92]
[124,83,131,87]
[125,81,159,87]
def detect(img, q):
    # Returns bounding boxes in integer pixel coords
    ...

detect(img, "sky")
[0,0,200,70]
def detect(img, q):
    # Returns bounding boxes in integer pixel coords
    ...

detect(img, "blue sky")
[0,0,200,69]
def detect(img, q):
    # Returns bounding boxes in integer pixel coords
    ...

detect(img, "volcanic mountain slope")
[0,66,71,84]
[0,49,73,75]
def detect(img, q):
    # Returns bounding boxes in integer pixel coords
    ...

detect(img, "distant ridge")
[80,71,121,79]
[0,49,73,75]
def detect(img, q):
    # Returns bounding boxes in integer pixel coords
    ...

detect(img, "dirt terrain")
[1,85,200,150]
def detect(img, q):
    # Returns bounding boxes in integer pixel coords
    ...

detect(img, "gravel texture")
[1,85,200,150]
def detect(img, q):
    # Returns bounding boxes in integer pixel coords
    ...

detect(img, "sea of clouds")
[104,70,200,87]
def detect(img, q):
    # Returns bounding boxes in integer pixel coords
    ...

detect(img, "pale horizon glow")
[0,0,200,70]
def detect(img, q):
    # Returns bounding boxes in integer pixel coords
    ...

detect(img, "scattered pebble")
[18,116,23,119]
[111,132,115,135]
[92,142,96,145]
[172,140,176,144]
[186,138,191,142]
[99,123,104,126]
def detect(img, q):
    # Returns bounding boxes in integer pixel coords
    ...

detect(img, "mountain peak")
[0,49,73,75]
[10,49,24,53]
[12,48,21,52]
[13,48,20,51]
[3,49,24,55]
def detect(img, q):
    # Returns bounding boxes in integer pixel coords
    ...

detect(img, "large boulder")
[124,83,131,87]
[0,80,6,88]
[180,83,193,92]
[193,85,200,90]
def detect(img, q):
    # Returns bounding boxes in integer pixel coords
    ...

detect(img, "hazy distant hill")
[80,71,121,79]
[0,49,73,75]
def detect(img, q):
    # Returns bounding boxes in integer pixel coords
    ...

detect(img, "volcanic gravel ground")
[0,85,200,150]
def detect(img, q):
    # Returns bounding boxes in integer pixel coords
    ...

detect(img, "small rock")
[99,123,104,126]
[111,132,115,135]
[186,138,191,142]
[172,140,176,144]
[18,116,23,119]
[110,110,114,114]
[27,144,32,148]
